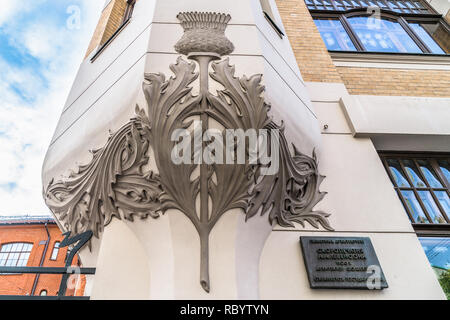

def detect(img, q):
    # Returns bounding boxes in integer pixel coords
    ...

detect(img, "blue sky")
[0,0,104,216]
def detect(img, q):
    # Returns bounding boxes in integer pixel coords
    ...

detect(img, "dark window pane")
[314,19,357,51]
[403,159,427,188]
[348,16,422,53]
[387,159,410,187]
[435,191,450,217]
[438,160,450,184]
[417,191,446,223]
[401,190,429,223]
[409,23,445,54]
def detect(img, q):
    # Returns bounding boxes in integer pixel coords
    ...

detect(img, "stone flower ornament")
[44,12,332,293]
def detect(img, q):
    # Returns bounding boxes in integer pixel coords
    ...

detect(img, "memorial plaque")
[300,237,388,289]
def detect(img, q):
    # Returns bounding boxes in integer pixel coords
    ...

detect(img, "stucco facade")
[41,0,449,299]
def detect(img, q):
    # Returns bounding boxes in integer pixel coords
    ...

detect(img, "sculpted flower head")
[174,12,235,56]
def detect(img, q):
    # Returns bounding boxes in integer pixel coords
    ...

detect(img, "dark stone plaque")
[300,237,388,290]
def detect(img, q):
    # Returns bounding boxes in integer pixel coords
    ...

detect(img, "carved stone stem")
[44,12,333,294]
[190,53,220,293]
[199,230,210,293]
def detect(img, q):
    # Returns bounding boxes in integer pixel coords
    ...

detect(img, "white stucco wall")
[42,0,447,300]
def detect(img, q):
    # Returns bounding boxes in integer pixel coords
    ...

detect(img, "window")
[91,0,136,61]
[418,237,450,298]
[40,290,48,296]
[380,154,450,225]
[0,243,33,268]
[50,241,60,260]
[347,16,422,53]
[381,153,450,297]
[315,19,357,51]
[307,0,449,54]
[260,0,285,37]
[100,0,135,47]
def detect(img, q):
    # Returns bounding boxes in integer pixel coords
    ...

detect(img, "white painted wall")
[42,0,447,300]
[427,0,450,15]
[43,0,322,299]
[289,81,447,299]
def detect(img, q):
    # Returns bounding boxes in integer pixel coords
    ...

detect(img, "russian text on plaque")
[300,237,388,289]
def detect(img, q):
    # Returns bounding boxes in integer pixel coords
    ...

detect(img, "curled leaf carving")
[44,116,162,239]
[44,11,333,291]
[247,122,333,231]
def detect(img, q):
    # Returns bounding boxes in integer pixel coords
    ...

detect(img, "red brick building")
[0,216,85,297]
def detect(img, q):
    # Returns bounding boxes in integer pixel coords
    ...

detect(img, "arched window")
[40,290,47,296]
[0,243,33,268]
[50,241,60,260]
[308,0,449,54]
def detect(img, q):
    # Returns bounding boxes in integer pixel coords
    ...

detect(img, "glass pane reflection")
[403,160,427,188]
[347,17,422,53]
[409,23,445,54]
[401,190,429,223]
[438,160,450,184]
[417,191,445,223]
[387,159,410,187]
[435,191,450,217]
[417,160,443,188]
[314,19,357,51]
[418,237,450,271]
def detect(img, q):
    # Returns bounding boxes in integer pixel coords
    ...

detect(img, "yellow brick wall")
[100,0,129,46]
[337,67,450,97]
[85,1,115,58]
[276,0,450,97]
[84,0,134,58]
[275,0,343,83]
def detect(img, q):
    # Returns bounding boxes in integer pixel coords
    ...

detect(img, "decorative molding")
[45,116,162,240]
[174,12,235,56]
[330,51,450,70]
[44,12,332,293]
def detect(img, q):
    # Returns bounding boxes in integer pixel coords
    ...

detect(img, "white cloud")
[0,0,45,27]
[0,2,25,26]
[0,0,103,216]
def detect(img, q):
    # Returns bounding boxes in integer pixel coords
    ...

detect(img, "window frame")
[379,152,450,236]
[0,242,33,272]
[310,4,449,54]
[260,0,285,38]
[90,0,137,62]
[50,241,60,261]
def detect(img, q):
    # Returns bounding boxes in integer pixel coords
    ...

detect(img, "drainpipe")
[31,221,51,296]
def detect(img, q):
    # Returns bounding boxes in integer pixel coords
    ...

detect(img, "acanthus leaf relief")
[44,12,333,293]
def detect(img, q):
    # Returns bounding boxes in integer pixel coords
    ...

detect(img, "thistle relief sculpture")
[44,12,333,293]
